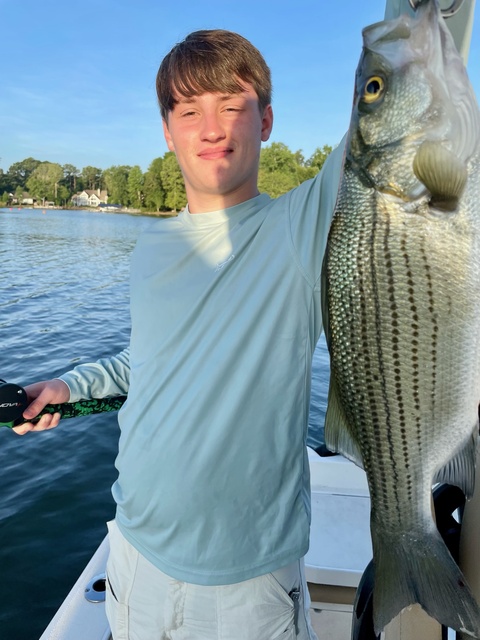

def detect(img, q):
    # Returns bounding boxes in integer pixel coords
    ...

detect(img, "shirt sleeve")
[283,136,346,289]
[384,0,475,64]
[58,347,130,402]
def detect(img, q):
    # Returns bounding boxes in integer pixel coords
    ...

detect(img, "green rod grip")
[1,396,127,429]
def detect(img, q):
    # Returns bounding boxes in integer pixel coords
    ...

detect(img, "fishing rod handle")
[1,395,127,429]
[38,396,127,421]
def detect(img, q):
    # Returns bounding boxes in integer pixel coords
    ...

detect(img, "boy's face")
[163,81,273,213]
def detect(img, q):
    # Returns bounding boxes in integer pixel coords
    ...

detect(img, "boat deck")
[305,448,371,639]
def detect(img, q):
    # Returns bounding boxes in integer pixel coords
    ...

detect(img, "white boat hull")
[40,536,111,640]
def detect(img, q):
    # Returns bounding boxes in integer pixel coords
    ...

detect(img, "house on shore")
[71,189,109,208]
[10,192,36,205]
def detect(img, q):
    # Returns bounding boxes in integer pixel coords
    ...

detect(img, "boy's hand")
[13,379,70,435]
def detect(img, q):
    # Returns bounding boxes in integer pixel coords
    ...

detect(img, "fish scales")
[329,170,476,517]
[322,0,480,636]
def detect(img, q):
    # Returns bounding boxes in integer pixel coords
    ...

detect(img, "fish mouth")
[362,0,438,53]
[409,0,465,17]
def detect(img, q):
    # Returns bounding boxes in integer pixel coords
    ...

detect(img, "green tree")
[103,165,131,205]
[160,152,186,211]
[306,145,333,173]
[143,157,165,212]
[7,157,42,190]
[0,169,12,195]
[260,142,297,173]
[127,165,144,208]
[62,164,80,195]
[257,142,327,198]
[81,166,103,190]
[259,170,296,198]
[258,142,302,198]
[56,184,70,207]
[26,162,63,203]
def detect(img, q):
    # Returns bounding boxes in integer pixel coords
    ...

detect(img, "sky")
[0,0,479,174]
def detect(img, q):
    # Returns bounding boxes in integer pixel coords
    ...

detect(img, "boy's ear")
[162,118,175,152]
[261,105,274,142]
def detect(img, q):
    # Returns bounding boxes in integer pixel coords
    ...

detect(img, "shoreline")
[0,205,177,218]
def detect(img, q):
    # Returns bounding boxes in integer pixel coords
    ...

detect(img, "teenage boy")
[16,3,475,639]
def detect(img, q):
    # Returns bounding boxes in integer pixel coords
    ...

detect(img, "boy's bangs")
[171,57,247,101]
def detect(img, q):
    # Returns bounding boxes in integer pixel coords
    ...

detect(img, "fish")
[321,0,480,636]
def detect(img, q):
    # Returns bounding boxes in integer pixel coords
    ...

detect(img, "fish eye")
[362,76,385,103]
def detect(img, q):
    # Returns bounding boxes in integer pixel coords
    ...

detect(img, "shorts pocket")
[105,572,129,640]
[264,572,298,606]
[259,573,296,639]
[263,573,304,639]
[105,520,138,640]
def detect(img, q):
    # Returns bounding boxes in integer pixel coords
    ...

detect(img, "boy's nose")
[200,114,227,142]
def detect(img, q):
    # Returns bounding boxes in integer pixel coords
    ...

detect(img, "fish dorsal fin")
[433,428,478,499]
[324,375,364,469]
[413,141,468,212]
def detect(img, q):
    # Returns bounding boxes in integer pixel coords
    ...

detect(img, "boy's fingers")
[12,411,61,435]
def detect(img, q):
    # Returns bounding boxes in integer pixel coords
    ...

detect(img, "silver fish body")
[322,0,480,636]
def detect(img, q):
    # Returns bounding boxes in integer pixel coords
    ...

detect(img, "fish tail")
[372,528,480,638]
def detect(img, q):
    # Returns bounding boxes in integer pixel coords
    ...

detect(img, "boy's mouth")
[198,147,233,160]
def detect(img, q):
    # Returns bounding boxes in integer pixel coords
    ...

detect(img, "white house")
[10,192,36,205]
[71,189,108,207]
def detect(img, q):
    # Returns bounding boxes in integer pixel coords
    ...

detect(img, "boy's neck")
[186,186,261,214]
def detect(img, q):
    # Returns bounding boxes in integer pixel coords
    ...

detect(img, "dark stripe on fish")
[371,208,401,516]
[400,230,416,501]
[420,238,438,416]
[357,215,388,506]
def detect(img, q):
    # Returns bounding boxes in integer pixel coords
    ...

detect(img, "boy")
[17,3,475,638]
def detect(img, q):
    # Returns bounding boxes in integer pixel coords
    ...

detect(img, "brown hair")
[156,29,272,120]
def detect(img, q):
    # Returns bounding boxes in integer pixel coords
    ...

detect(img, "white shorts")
[105,520,318,640]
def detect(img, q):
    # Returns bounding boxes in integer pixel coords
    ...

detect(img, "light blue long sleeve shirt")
[60,144,344,584]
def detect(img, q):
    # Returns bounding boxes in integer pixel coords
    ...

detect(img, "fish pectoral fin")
[413,141,468,212]
[433,427,478,499]
[324,376,364,469]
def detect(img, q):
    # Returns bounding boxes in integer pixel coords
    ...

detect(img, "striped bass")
[322,0,480,636]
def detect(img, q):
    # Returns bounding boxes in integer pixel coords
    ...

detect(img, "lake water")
[0,207,330,639]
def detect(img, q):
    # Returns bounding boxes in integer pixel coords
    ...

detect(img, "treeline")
[0,143,332,212]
